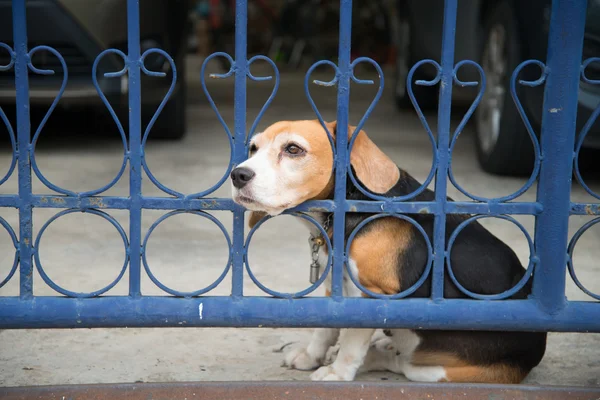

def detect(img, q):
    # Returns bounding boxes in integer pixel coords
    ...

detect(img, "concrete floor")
[0,55,599,387]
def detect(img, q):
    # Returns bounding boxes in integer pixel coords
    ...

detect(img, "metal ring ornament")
[347,59,439,201]
[567,217,600,300]
[142,210,232,297]
[581,57,600,85]
[446,215,536,300]
[447,60,486,199]
[28,46,108,197]
[348,57,384,137]
[0,42,15,71]
[185,52,236,200]
[304,59,339,157]
[140,48,177,144]
[34,209,129,298]
[0,43,17,186]
[92,48,129,151]
[140,48,184,198]
[407,59,441,168]
[449,59,544,202]
[508,59,545,190]
[247,55,280,141]
[45,48,132,197]
[344,213,433,299]
[407,59,443,176]
[0,216,19,289]
[574,57,600,200]
[244,212,332,299]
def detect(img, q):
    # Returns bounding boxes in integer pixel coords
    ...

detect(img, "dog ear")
[325,121,399,194]
[248,211,268,230]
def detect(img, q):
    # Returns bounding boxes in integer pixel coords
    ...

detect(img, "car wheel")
[143,59,187,140]
[474,1,534,176]
[393,10,437,110]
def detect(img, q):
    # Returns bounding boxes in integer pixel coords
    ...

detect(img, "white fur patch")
[402,365,447,382]
[232,132,312,215]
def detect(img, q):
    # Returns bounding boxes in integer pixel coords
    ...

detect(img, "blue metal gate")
[0,0,598,334]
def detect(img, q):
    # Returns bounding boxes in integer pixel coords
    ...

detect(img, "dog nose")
[231,167,255,189]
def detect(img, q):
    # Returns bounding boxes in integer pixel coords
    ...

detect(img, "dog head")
[231,120,399,226]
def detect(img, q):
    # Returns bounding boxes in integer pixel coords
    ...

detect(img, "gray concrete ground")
[0,55,599,387]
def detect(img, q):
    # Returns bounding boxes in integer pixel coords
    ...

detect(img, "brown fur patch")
[443,365,528,384]
[412,351,527,384]
[349,217,412,295]
[248,211,268,229]
[326,121,399,194]
[412,351,467,368]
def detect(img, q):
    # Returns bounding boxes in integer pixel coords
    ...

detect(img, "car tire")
[393,9,438,111]
[142,59,187,140]
[474,1,534,176]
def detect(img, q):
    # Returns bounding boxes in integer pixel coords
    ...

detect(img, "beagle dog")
[230,120,547,383]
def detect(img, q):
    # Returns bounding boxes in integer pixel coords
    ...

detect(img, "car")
[0,0,192,139]
[391,0,600,175]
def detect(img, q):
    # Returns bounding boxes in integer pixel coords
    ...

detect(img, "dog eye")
[249,144,258,154]
[284,144,304,156]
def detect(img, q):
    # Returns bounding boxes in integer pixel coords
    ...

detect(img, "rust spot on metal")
[88,198,106,208]
[50,197,66,205]
[349,206,358,212]
[0,382,598,400]
[585,205,594,215]
[40,197,48,204]
[23,238,29,246]
[419,208,430,214]
[200,200,219,208]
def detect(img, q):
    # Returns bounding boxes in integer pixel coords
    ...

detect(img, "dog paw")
[283,348,320,371]
[324,344,339,365]
[310,366,348,381]
[371,337,396,352]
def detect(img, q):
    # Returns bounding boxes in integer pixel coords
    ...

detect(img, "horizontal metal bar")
[142,197,238,211]
[446,201,543,215]
[287,200,336,213]
[142,199,334,213]
[9,197,545,216]
[571,202,600,215]
[0,297,598,331]
[30,196,237,211]
[346,201,438,214]
[1,382,599,400]
[29,197,332,212]
[347,201,543,215]
[32,196,131,209]
[0,195,19,208]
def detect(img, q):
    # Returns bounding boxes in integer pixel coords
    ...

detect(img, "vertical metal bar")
[431,0,457,300]
[331,0,353,298]
[12,0,33,299]
[127,0,142,297]
[232,0,248,297]
[533,0,587,313]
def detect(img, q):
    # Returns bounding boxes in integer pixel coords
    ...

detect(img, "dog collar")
[308,213,333,284]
